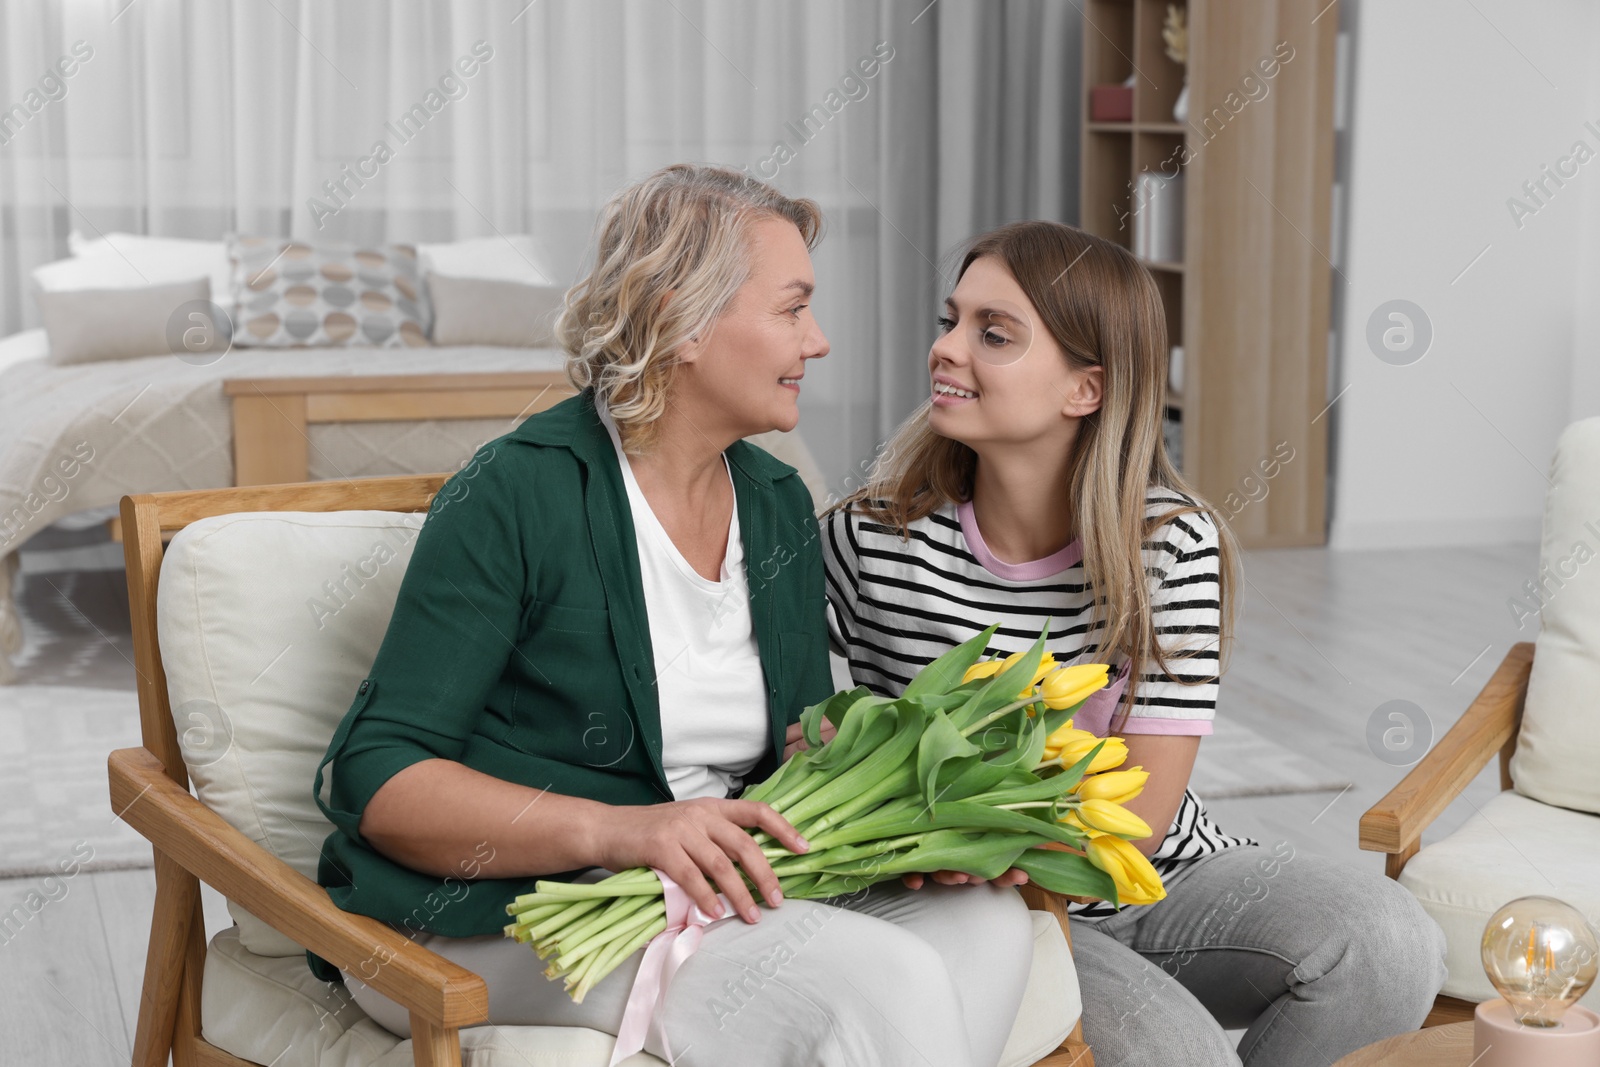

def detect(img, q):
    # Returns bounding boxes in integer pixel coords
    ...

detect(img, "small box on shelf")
[1089,84,1134,123]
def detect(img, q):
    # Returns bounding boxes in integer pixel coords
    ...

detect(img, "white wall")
[1571,26,1600,423]
[1329,0,1600,549]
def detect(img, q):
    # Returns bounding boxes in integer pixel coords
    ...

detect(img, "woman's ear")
[658,287,702,364]
[1061,365,1104,418]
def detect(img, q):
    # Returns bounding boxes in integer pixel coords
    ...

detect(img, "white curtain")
[0,0,1081,493]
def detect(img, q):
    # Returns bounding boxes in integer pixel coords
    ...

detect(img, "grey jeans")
[1069,842,1450,1067]
[345,876,1040,1067]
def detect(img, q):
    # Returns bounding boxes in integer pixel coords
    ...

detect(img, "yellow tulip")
[1085,833,1166,904]
[1050,734,1128,774]
[965,651,1059,701]
[1072,766,1148,805]
[1064,798,1152,839]
[983,650,1057,701]
[1040,663,1111,710]
[962,659,1004,684]
[1044,719,1090,750]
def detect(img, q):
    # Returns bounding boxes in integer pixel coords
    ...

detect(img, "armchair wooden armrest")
[1359,642,1534,879]
[108,746,489,1033]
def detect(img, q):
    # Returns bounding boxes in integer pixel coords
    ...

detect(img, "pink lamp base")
[1473,998,1600,1067]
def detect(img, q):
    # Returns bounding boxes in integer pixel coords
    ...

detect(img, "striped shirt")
[820,487,1255,919]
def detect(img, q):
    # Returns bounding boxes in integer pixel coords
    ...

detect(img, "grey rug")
[0,683,152,878]
[1190,717,1354,799]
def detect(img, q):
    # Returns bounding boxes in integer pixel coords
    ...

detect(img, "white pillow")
[0,328,50,373]
[426,274,565,348]
[418,235,556,286]
[1511,417,1600,814]
[36,277,215,365]
[40,231,234,311]
[157,509,427,958]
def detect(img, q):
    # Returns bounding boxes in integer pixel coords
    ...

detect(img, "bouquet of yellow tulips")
[504,623,1167,1002]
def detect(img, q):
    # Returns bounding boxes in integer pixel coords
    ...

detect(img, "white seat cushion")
[1511,416,1600,814]
[202,911,1079,1067]
[159,510,427,956]
[1399,789,1600,1006]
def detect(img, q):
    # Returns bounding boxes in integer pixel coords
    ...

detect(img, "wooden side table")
[1332,1022,1473,1066]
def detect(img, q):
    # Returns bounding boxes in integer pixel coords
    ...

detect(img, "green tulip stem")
[793,764,917,842]
[959,697,1038,738]
[570,914,667,1004]
[765,832,929,879]
[555,898,665,973]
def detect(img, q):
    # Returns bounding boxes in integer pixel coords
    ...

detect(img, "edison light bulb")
[1481,896,1599,1027]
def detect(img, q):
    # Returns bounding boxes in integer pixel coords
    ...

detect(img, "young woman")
[821,221,1448,1067]
[311,165,1036,1067]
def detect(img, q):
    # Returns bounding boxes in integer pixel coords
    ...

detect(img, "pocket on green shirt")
[501,598,633,768]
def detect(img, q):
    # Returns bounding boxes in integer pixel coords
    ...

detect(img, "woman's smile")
[931,373,978,406]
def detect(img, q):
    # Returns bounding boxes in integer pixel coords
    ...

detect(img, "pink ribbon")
[607,868,734,1067]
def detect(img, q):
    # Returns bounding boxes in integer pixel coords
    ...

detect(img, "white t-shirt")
[597,404,770,801]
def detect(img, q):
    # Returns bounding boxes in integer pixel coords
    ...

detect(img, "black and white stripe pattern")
[820,488,1255,920]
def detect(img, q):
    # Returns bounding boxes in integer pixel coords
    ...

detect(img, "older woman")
[310,164,1037,1067]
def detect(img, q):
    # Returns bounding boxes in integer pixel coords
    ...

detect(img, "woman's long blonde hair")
[829,221,1239,732]
[556,163,822,452]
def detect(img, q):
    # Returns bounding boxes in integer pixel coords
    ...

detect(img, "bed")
[0,329,563,683]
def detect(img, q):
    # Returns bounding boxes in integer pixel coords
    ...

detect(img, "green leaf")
[806,693,895,772]
[1013,848,1120,904]
[916,710,982,810]
[783,700,928,826]
[799,686,871,748]
[817,798,1086,850]
[950,622,1052,732]
[869,829,1052,880]
[966,741,1107,806]
[902,625,999,700]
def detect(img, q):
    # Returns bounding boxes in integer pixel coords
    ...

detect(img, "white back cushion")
[158,510,424,956]
[1512,417,1600,814]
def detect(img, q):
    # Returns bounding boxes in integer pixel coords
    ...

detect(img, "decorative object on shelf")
[1168,344,1185,396]
[1472,895,1600,1066]
[1133,171,1185,262]
[1090,72,1137,122]
[1164,4,1189,123]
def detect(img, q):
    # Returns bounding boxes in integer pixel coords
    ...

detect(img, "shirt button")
[358,680,370,694]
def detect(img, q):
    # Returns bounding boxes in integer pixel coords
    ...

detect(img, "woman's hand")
[902,867,1030,890]
[782,717,837,761]
[591,797,808,925]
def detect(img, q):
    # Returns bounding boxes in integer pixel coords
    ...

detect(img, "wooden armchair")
[1358,422,1600,1028]
[109,474,1094,1067]
[1357,643,1533,1027]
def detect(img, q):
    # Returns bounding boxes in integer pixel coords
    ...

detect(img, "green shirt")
[309,387,833,979]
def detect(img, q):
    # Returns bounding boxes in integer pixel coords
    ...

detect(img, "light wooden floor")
[0,536,1542,1065]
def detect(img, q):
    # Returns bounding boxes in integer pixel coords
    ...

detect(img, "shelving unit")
[1079,0,1339,548]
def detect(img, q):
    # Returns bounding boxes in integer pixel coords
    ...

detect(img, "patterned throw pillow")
[225,236,430,348]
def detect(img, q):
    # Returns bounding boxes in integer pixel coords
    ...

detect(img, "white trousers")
[345,876,1036,1067]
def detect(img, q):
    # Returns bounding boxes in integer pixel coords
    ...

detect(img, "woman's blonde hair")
[829,221,1240,733]
[556,163,823,452]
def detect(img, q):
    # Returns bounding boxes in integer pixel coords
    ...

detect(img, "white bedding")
[0,335,569,683]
